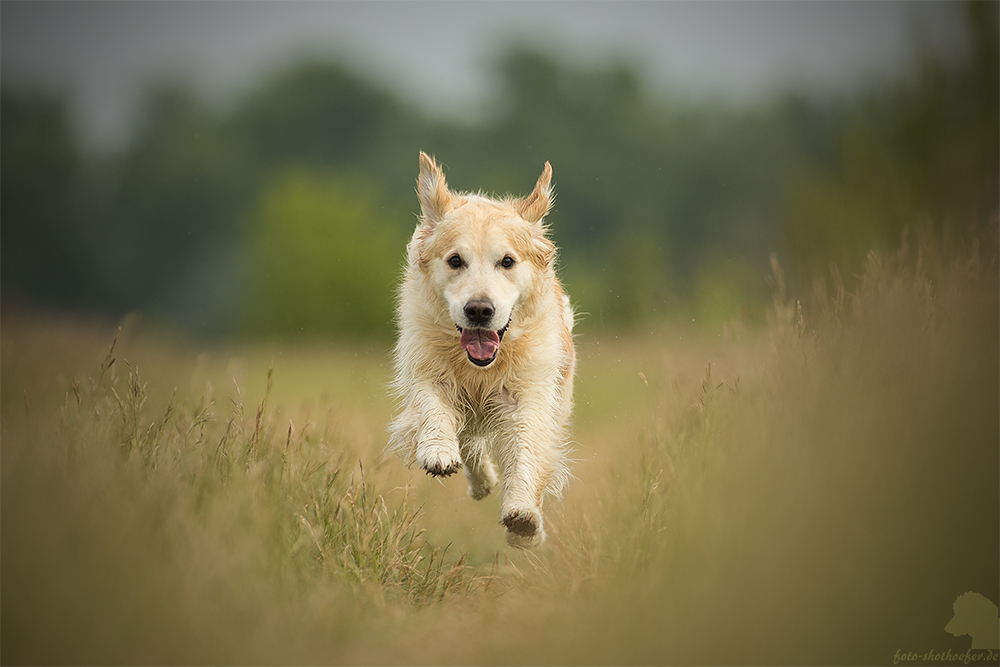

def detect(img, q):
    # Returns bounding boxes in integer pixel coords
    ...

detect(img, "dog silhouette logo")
[945,592,1000,649]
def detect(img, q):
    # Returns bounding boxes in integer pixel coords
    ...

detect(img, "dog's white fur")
[388,152,575,548]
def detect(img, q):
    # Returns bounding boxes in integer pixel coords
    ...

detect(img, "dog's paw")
[415,437,462,477]
[423,459,462,477]
[465,459,498,500]
[416,447,462,477]
[468,480,492,500]
[501,507,545,548]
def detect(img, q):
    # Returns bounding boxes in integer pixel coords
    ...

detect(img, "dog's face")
[410,153,556,368]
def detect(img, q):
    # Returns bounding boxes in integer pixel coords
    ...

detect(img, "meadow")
[2,233,998,665]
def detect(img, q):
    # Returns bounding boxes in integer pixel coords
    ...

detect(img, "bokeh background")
[3,4,999,664]
[3,1,996,338]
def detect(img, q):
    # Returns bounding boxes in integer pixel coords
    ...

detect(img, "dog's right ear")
[417,152,452,229]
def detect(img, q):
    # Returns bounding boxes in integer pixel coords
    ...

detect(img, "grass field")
[3,234,998,665]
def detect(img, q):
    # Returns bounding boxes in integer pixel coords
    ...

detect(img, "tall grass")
[2,229,997,664]
[2,322,492,664]
[488,229,999,666]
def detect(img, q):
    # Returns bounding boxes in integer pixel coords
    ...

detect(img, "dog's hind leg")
[460,435,498,500]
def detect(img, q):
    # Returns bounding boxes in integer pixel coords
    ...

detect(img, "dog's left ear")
[417,151,452,228]
[515,162,554,224]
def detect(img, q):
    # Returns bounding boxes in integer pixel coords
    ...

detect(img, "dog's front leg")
[411,383,463,477]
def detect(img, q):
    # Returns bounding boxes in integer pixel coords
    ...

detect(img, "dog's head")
[409,152,556,368]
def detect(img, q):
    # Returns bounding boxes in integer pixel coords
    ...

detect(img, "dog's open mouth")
[457,321,510,367]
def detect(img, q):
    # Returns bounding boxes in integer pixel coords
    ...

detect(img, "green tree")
[238,61,410,169]
[113,84,254,311]
[242,168,405,337]
[783,2,999,274]
[0,92,94,304]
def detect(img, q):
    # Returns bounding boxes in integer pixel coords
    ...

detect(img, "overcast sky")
[1,1,969,148]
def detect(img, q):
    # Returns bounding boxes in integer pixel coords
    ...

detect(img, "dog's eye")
[501,256,515,269]
[447,254,463,269]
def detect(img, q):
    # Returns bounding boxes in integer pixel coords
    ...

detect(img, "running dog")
[388,152,575,548]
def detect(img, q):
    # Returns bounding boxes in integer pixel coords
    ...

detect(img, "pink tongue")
[460,328,500,361]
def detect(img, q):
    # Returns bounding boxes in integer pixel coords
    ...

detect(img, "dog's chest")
[459,384,518,428]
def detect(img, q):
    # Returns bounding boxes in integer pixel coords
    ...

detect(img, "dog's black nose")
[464,300,495,325]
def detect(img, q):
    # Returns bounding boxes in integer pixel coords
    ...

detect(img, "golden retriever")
[388,152,575,548]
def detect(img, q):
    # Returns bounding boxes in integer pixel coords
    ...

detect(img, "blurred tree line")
[2,3,996,338]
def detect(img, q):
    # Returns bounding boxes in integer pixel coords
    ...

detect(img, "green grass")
[2,232,998,665]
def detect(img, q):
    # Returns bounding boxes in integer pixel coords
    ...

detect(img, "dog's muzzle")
[456,319,510,367]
